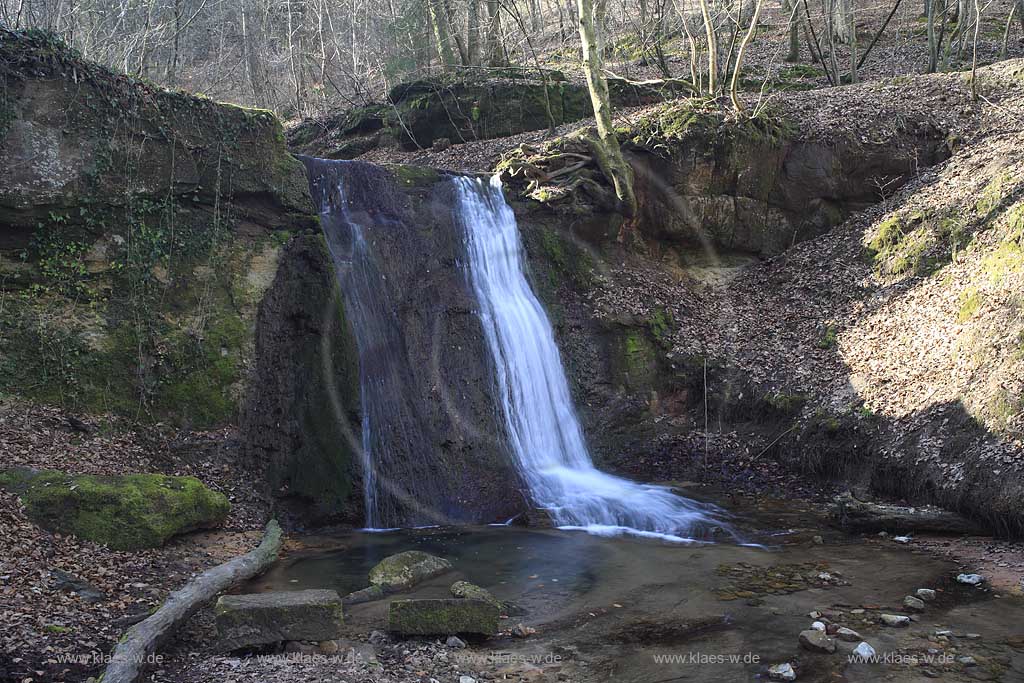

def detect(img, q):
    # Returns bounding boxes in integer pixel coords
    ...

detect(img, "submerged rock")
[0,468,229,550]
[450,580,501,608]
[768,662,797,681]
[369,551,452,592]
[344,585,385,605]
[799,629,836,653]
[215,589,344,651]
[916,588,937,601]
[387,598,499,636]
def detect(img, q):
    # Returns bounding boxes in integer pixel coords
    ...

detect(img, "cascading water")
[454,175,733,542]
[301,157,461,530]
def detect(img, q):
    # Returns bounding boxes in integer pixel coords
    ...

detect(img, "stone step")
[215,589,344,651]
[387,598,499,636]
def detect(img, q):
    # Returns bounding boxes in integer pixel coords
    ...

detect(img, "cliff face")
[0,29,359,521]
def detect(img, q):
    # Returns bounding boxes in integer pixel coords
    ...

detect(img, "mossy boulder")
[450,580,502,609]
[0,468,230,550]
[387,598,499,636]
[368,551,452,592]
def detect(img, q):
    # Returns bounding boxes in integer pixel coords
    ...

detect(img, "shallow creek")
[244,496,1024,682]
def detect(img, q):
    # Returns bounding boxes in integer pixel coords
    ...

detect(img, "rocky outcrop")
[0,28,317,429]
[240,234,362,522]
[0,468,229,550]
[288,71,688,158]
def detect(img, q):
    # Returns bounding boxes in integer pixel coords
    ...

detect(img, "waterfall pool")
[239,496,1024,682]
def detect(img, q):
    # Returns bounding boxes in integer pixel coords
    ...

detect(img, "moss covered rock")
[450,580,501,609]
[368,551,452,592]
[387,598,499,636]
[0,468,229,550]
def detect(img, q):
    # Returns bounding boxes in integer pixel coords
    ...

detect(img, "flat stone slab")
[369,551,452,592]
[215,589,343,650]
[387,598,499,636]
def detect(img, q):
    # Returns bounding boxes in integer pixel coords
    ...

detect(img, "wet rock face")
[297,160,527,527]
[240,234,362,523]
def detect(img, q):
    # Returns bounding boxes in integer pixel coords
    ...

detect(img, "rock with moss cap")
[0,468,229,550]
[450,580,501,609]
[387,598,499,636]
[369,551,452,592]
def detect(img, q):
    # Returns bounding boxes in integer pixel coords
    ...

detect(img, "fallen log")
[828,492,988,535]
[101,519,284,683]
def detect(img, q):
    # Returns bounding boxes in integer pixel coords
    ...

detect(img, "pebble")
[810,621,826,631]
[957,573,985,585]
[880,614,911,627]
[836,627,862,642]
[799,629,836,654]
[916,588,937,601]
[903,595,926,611]
[958,656,977,666]
[853,642,876,659]
[768,662,797,681]
[812,535,824,545]
[460,677,477,683]
[894,535,912,544]
[511,623,536,638]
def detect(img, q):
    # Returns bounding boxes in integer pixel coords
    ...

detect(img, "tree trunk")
[698,0,717,92]
[484,0,505,65]
[831,0,851,44]
[467,0,481,65]
[577,0,636,217]
[101,521,284,683]
[730,0,765,111]
[784,0,801,61]
[427,0,458,68]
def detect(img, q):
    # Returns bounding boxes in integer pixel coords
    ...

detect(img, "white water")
[455,176,733,543]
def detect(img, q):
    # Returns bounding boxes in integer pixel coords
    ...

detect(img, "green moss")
[976,171,1013,217]
[648,307,675,346]
[982,238,1024,285]
[390,164,440,188]
[817,325,838,349]
[764,391,806,417]
[958,287,983,323]
[0,469,229,550]
[44,625,72,634]
[387,598,499,635]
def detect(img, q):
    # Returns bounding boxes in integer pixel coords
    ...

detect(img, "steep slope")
[511,61,1024,532]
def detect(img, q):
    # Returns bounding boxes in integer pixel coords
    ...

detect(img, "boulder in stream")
[450,580,501,608]
[215,589,344,650]
[387,598,499,636]
[369,551,452,592]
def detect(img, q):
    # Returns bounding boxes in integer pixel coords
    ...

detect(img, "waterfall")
[455,175,732,542]
[301,158,457,530]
